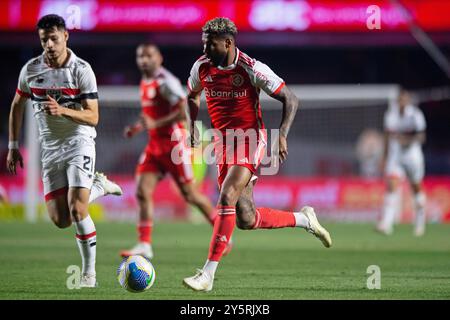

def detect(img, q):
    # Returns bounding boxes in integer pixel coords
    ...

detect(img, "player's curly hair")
[202,17,238,37]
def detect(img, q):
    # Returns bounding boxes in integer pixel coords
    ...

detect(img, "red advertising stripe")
[2,0,450,32]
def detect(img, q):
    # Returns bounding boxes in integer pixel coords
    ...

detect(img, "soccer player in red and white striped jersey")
[183,17,332,292]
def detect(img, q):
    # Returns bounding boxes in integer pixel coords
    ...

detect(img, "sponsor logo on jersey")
[47,89,62,101]
[204,88,248,99]
[205,75,213,82]
[146,87,156,99]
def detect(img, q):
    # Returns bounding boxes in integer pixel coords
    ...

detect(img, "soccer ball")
[117,255,156,292]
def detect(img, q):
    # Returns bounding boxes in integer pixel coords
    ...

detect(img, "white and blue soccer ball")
[117,255,156,292]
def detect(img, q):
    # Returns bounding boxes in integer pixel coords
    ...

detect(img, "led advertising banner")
[2,0,450,32]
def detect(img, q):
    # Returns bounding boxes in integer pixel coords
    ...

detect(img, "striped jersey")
[16,49,98,150]
[187,47,285,133]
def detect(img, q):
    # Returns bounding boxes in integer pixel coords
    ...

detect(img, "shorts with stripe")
[42,141,96,201]
[136,140,194,185]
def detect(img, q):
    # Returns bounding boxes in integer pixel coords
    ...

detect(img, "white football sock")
[74,215,97,276]
[203,260,219,278]
[380,191,400,231]
[293,212,310,229]
[89,182,105,203]
[414,192,426,229]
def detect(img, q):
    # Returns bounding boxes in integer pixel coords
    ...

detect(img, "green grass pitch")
[0,221,449,300]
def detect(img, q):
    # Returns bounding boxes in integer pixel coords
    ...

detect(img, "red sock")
[138,220,152,243]
[252,208,296,229]
[208,206,236,261]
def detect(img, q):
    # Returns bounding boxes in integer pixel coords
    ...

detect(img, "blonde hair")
[202,17,237,37]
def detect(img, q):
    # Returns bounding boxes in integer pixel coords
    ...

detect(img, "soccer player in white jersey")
[6,14,122,287]
[377,89,427,236]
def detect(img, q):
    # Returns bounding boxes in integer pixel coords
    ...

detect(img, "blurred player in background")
[6,14,122,288]
[183,17,332,292]
[0,183,8,204]
[189,121,213,223]
[119,43,231,259]
[377,89,427,236]
[355,128,384,178]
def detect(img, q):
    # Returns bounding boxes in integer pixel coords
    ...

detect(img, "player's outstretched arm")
[44,96,99,126]
[140,100,187,130]
[7,93,27,174]
[187,90,202,147]
[124,121,144,139]
[271,85,299,163]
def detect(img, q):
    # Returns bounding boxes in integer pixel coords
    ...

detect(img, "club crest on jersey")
[231,74,244,87]
[146,87,156,99]
[47,89,62,101]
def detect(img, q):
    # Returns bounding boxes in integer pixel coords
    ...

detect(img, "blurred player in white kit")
[377,89,427,236]
[6,14,122,287]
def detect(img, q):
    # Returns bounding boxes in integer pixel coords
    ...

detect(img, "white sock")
[203,260,219,278]
[414,192,426,228]
[89,182,105,203]
[380,191,400,231]
[293,212,309,229]
[74,215,97,276]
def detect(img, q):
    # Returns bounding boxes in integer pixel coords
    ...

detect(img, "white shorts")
[385,147,424,184]
[42,141,96,201]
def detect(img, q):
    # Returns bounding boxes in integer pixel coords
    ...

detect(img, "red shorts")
[214,129,267,188]
[136,140,193,185]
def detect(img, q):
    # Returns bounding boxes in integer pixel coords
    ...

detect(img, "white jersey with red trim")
[16,49,98,151]
[187,47,285,132]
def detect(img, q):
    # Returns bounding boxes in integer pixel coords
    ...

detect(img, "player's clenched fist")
[123,123,143,139]
[6,149,23,175]
[43,95,65,116]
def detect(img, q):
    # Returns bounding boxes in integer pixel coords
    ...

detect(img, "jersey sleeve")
[252,61,285,96]
[187,61,203,93]
[159,76,186,107]
[77,63,98,100]
[16,65,31,98]
[415,108,426,131]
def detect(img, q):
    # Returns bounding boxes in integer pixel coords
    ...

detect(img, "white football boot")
[183,269,213,292]
[301,206,332,248]
[80,273,98,288]
[94,172,123,196]
[375,222,393,235]
[414,223,425,237]
[120,242,154,260]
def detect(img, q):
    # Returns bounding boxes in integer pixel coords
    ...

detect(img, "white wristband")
[8,141,19,150]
